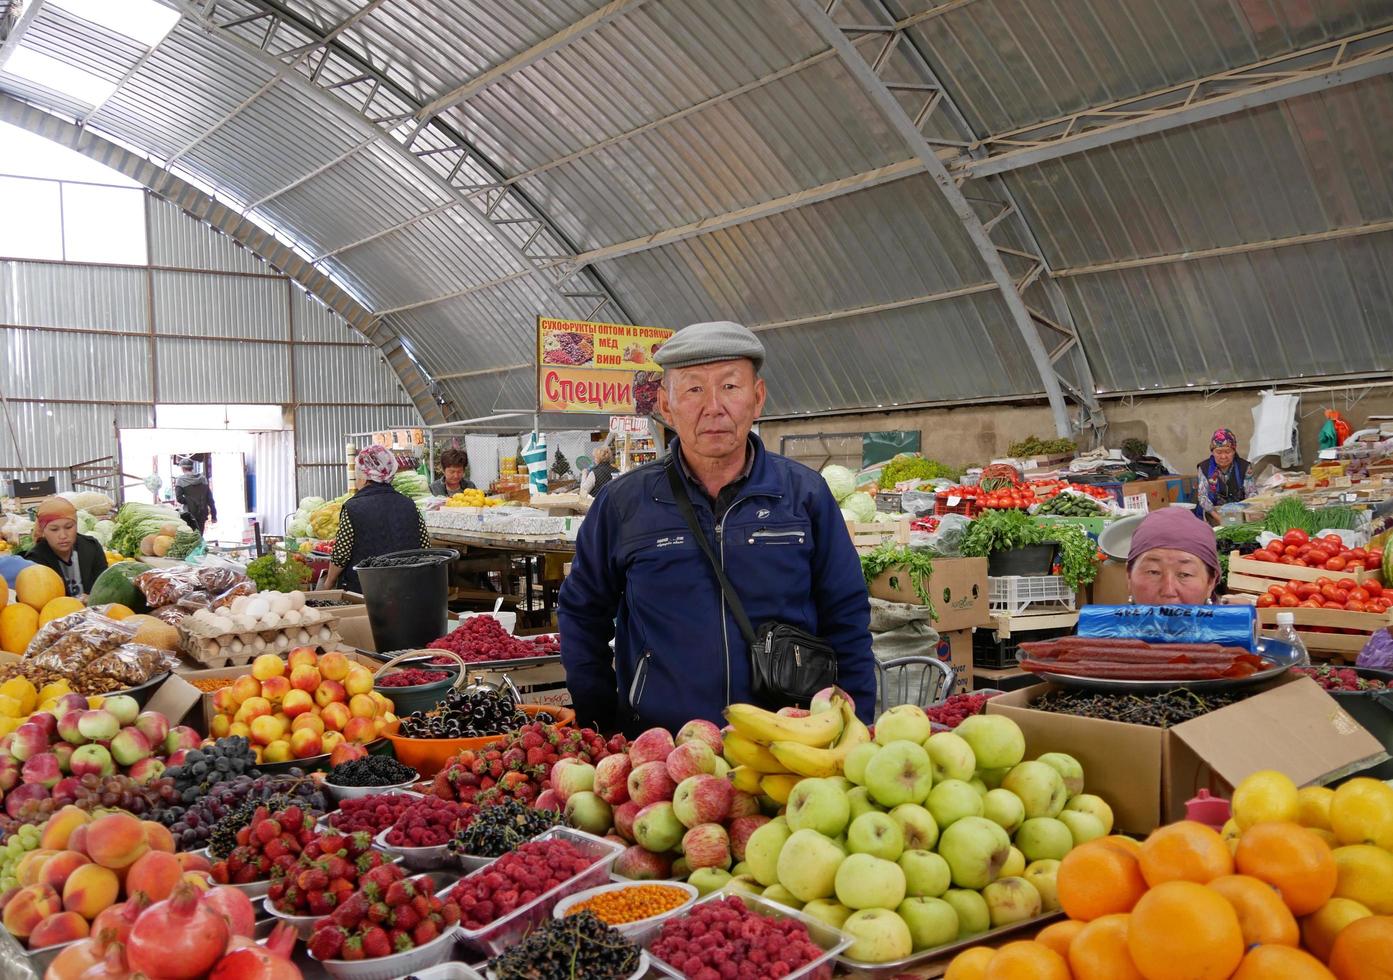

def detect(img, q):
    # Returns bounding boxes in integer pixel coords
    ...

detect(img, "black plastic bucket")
[1329,667,1393,781]
[355,548,459,654]
[987,544,1058,577]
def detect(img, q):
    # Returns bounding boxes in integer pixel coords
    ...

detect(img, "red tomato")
[1334,588,1350,603]
[1306,549,1330,565]
[1292,559,1309,567]
[1287,580,1306,592]
[1320,585,1342,602]
[1316,576,1334,587]
[1300,598,1323,608]
[1364,581,1383,597]
[1337,578,1359,592]
[1351,548,1368,559]
[1284,529,1311,545]
[1278,556,1295,564]
[1349,587,1371,603]
[1268,585,1286,597]
[1346,600,1367,612]
[1256,594,1276,608]
[1279,594,1300,607]
[1284,545,1302,557]
[1252,550,1275,562]
[1365,558,1382,572]
[1326,556,1348,571]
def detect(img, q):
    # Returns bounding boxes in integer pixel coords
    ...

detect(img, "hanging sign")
[537,316,673,415]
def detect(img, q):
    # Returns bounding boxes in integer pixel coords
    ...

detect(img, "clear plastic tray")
[645,891,853,980]
[834,910,1063,978]
[442,826,624,957]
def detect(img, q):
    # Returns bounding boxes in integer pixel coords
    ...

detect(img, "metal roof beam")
[0,0,43,71]
[964,24,1393,177]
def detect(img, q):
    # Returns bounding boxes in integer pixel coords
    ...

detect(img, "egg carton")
[179,623,346,667]
[184,592,334,640]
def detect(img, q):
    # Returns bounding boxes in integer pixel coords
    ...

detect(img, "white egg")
[260,611,282,630]
[228,639,244,654]
[233,614,256,632]
[317,627,333,642]
[269,594,292,617]
[301,608,322,626]
[297,629,311,645]
[275,633,291,651]
[279,609,301,626]
[252,636,267,652]
[245,597,271,620]
[231,595,250,615]
[288,590,306,611]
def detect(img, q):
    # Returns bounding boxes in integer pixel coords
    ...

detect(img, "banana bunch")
[722,692,870,796]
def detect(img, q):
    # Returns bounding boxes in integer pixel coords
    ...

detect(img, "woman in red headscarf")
[1195,428,1255,522]
[24,497,107,597]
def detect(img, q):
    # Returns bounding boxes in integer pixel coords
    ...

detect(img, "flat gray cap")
[653,320,765,372]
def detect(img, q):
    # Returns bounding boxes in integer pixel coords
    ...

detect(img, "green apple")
[937,816,1010,890]
[954,715,1025,770]
[847,786,880,822]
[977,766,1012,790]
[968,777,988,797]
[1064,793,1115,834]
[1015,817,1074,861]
[925,732,976,782]
[672,856,690,879]
[786,778,852,837]
[730,861,751,877]
[1023,859,1061,912]
[801,898,853,930]
[688,867,732,896]
[942,888,990,938]
[711,756,731,779]
[865,740,933,808]
[898,849,951,898]
[1036,752,1084,796]
[824,775,853,795]
[1059,809,1106,847]
[761,883,803,909]
[1000,846,1026,878]
[982,788,1026,834]
[633,802,685,853]
[834,852,907,910]
[897,896,960,952]
[982,875,1042,928]
[846,811,905,861]
[874,704,932,746]
[926,779,985,830]
[775,828,845,903]
[744,817,792,886]
[1001,761,1068,819]
[888,803,939,851]
[842,908,913,963]
[723,874,763,897]
[844,742,880,786]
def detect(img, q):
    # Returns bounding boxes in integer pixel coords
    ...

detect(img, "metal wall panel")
[292,344,411,405]
[291,286,364,343]
[0,401,129,476]
[154,338,290,402]
[147,196,269,274]
[1,261,147,331]
[4,328,152,401]
[295,405,423,465]
[153,270,289,340]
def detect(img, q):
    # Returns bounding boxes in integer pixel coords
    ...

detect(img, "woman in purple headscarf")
[1195,428,1255,521]
[1127,508,1224,605]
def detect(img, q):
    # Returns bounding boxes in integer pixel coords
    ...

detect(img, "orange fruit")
[945,946,997,980]
[1127,881,1244,980]
[1327,915,1393,980]
[1235,822,1338,915]
[1068,913,1143,980]
[1139,821,1235,886]
[983,941,1070,980]
[1035,919,1086,960]
[1231,945,1335,979]
[1103,834,1142,855]
[1057,839,1148,922]
[1303,897,1372,962]
[1208,873,1300,947]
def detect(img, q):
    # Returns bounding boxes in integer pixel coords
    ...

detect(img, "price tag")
[947,495,961,507]
[1124,494,1149,513]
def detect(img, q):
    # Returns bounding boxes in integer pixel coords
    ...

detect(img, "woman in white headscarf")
[322,445,430,591]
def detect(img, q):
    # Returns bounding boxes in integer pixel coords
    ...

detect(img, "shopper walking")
[559,321,876,735]
[429,446,475,496]
[1195,428,1255,521]
[323,445,430,592]
[175,459,217,537]
[23,497,107,597]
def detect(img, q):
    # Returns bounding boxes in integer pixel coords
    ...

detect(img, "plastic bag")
[176,591,213,612]
[1357,628,1393,670]
[213,580,256,610]
[908,513,972,556]
[88,643,177,686]
[27,613,134,671]
[135,567,204,608]
[195,562,246,595]
[23,611,93,659]
[147,605,188,626]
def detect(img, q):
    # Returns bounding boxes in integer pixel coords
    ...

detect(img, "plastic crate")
[988,574,1077,615]
[934,497,981,518]
[973,625,1072,670]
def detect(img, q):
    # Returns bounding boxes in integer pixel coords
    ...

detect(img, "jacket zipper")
[748,529,805,544]
[628,650,652,712]
[715,491,778,708]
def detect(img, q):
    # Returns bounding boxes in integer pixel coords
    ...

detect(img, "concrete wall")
[760,387,1393,474]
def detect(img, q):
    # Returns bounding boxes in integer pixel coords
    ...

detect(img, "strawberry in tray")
[211,803,318,886]
[266,826,394,916]
[308,872,461,962]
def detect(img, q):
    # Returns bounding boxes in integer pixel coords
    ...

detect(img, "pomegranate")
[89,892,150,947]
[43,928,115,980]
[126,880,230,979]
[209,922,301,980]
[76,938,129,980]
[202,885,256,939]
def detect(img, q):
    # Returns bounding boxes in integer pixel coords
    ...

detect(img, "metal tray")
[369,651,561,672]
[1031,637,1302,694]
[835,910,1063,978]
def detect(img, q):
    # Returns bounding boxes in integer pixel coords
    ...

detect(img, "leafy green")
[821,465,857,502]
[246,554,313,592]
[165,528,204,560]
[878,455,961,489]
[1007,436,1078,458]
[843,492,876,522]
[1051,524,1099,591]
[1215,523,1264,545]
[861,544,937,616]
[961,510,1099,590]
[1262,498,1362,537]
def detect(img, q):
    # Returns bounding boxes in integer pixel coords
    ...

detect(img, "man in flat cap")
[559,321,875,735]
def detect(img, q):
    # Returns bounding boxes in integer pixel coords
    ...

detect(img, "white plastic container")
[322,776,418,803]
[400,963,486,980]
[309,922,460,980]
[552,880,697,943]
[262,895,321,939]
[374,825,454,871]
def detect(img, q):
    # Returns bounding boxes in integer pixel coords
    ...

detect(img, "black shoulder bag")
[666,460,837,709]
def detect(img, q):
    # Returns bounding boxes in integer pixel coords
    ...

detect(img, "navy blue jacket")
[558,435,876,735]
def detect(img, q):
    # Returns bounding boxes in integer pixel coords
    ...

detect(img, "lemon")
[1297,785,1335,831]
[0,676,36,714]
[1231,769,1300,830]
[0,694,21,718]
[1332,844,1393,914]
[1331,778,1393,849]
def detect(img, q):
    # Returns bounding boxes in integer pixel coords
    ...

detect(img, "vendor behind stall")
[23,497,107,597]
[429,447,475,497]
[323,446,430,592]
[1195,428,1255,521]
[1126,508,1221,605]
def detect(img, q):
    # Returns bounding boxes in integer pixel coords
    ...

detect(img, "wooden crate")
[1257,605,1392,661]
[845,517,911,552]
[1226,550,1382,595]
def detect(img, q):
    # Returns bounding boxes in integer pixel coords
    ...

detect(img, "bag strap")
[666,458,758,647]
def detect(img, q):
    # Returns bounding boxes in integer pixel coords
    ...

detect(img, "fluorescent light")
[5,47,116,105]
[52,0,180,47]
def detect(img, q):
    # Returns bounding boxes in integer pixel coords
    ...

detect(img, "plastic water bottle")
[1272,611,1311,667]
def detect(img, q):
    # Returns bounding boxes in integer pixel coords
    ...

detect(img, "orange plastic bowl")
[384,704,576,776]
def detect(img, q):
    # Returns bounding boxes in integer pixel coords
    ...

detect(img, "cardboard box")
[1122,479,1168,513]
[1163,476,1198,503]
[1090,559,1130,605]
[934,628,973,691]
[181,651,384,733]
[869,557,990,632]
[303,590,365,622]
[987,676,1385,834]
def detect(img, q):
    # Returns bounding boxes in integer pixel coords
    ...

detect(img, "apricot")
[62,864,119,919]
[231,675,261,705]
[141,821,175,854]
[66,824,89,857]
[16,849,58,887]
[3,883,62,938]
[28,909,89,948]
[209,715,232,738]
[314,680,346,709]
[125,851,182,903]
[84,812,149,870]
[320,702,350,731]
[175,851,211,873]
[290,712,324,736]
[259,676,290,704]
[287,646,318,672]
[348,694,376,720]
[37,851,91,893]
[40,805,91,851]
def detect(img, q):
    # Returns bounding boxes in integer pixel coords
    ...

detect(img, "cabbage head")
[821,465,857,502]
[842,491,876,523]
[298,496,326,513]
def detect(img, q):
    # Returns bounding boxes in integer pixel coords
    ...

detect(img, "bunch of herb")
[245,554,314,592]
[960,509,1046,557]
[879,456,962,489]
[1007,436,1079,458]
[861,544,937,617]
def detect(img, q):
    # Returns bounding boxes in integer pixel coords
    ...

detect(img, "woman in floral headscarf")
[1195,428,1255,521]
[322,445,430,591]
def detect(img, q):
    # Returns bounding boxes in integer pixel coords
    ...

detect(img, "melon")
[15,565,64,612]
[88,562,151,612]
[101,604,135,621]
[38,596,84,626]
[127,616,179,652]
[0,573,7,611]
[0,604,39,654]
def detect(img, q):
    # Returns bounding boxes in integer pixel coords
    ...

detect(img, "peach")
[16,850,58,887]
[259,676,290,704]
[369,691,394,714]
[289,728,322,759]
[290,712,324,735]
[209,715,232,738]
[329,742,367,767]
[273,711,291,729]
[251,654,285,681]
[320,731,344,754]
[84,812,149,871]
[248,715,286,746]
[320,702,350,731]
[313,680,346,708]
[38,851,91,893]
[237,696,271,722]
[3,883,62,938]
[125,851,182,902]
[263,739,292,763]
[141,821,175,854]
[287,647,318,672]
[317,650,350,682]
[289,664,321,692]
[28,909,88,948]
[66,825,89,858]
[342,716,375,744]
[40,806,91,851]
[211,688,238,714]
[344,666,374,697]
[175,851,211,873]
[282,689,314,718]
[62,864,118,918]
[231,674,261,704]
[348,694,377,720]
[228,722,251,739]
